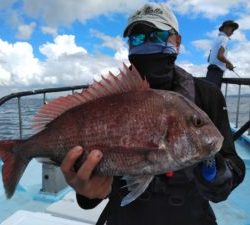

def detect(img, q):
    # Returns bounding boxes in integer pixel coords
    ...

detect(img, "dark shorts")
[206,64,224,89]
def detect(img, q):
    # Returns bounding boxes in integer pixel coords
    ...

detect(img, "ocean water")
[0,96,249,140]
[225,96,250,129]
[0,98,44,139]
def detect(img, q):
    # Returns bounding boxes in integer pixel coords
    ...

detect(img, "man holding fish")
[0,2,245,225]
[60,3,245,225]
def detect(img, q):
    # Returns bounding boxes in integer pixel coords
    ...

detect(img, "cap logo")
[132,6,163,19]
[124,3,179,36]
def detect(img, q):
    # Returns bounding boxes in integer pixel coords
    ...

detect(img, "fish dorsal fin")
[32,64,149,133]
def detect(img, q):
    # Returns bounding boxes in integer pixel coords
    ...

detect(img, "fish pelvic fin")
[32,63,149,133]
[121,175,154,206]
[0,140,29,198]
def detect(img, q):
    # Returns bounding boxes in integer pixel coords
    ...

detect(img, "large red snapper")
[0,64,223,206]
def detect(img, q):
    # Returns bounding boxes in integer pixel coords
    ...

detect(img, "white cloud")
[167,0,247,18]
[227,41,250,77]
[179,44,187,54]
[0,33,129,97]
[0,39,42,87]
[39,35,87,59]
[90,29,128,61]
[0,65,11,85]
[41,26,58,37]
[23,0,146,26]
[0,0,145,41]
[178,61,207,77]
[16,22,36,40]
[114,48,129,61]
[192,39,212,53]
[236,15,250,30]
[91,29,125,51]
[231,30,247,42]
[0,0,16,9]
[8,9,23,26]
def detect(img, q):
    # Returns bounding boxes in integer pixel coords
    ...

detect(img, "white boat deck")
[1,210,85,225]
[0,211,87,225]
[46,192,108,224]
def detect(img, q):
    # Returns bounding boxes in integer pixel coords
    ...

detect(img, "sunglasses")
[128,30,176,47]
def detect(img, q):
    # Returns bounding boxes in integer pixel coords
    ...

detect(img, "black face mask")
[129,53,177,90]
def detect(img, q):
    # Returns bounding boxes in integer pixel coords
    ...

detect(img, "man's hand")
[226,62,235,71]
[61,146,113,199]
[193,154,233,202]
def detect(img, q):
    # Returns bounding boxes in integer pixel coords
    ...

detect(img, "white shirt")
[208,32,229,71]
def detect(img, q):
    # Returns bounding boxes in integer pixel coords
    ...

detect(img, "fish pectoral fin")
[121,175,154,207]
[159,128,169,150]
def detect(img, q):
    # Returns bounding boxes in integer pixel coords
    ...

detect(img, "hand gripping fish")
[0,64,223,206]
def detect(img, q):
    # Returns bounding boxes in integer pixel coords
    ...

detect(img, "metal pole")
[249,100,250,135]
[224,83,228,101]
[235,85,241,128]
[17,97,23,139]
[248,85,250,135]
[43,93,46,104]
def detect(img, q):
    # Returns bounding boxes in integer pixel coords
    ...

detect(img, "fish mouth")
[206,138,223,155]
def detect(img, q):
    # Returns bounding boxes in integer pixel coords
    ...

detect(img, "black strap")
[96,200,111,225]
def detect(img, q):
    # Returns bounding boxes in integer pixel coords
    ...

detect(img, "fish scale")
[69,91,160,148]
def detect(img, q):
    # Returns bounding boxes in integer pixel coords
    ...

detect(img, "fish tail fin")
[0,140,29,198]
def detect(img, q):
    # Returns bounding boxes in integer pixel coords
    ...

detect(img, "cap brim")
[123,20,172,37]
[232,23,239,30]
[219,22,239,31]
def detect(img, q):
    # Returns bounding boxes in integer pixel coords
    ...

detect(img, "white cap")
[123,3,179,37]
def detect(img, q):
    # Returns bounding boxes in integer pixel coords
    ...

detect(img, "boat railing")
[0,85,88,139]
[0,79,249,139]
[222,77,250,136]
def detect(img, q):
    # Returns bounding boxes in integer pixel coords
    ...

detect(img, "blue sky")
[0,0,250,97]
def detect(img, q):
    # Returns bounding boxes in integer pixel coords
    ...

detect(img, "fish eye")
[191,114,204,127]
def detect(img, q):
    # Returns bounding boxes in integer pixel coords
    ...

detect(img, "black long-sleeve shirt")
[76,66,245,225]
